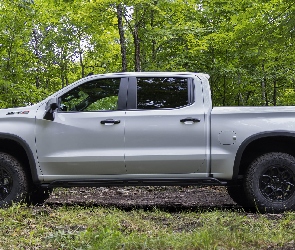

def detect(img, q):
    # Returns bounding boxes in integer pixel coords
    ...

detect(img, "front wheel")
[0,153,28,207]
[245,152,295,213]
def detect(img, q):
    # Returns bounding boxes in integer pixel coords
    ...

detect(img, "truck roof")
[84,72,210,80]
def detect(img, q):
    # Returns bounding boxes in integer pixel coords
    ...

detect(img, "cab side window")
[59,78,121,112]
[136,77,191,109]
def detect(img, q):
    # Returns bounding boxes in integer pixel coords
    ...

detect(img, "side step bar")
[42,177,227,188]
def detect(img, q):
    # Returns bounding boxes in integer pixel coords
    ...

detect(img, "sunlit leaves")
[0,0,295,107]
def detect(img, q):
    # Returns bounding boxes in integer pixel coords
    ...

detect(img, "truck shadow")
[44,186,254,213]
[46,201,248,213]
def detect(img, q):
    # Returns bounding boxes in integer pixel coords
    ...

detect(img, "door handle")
[180,118,201,123]
[100,119,121,125]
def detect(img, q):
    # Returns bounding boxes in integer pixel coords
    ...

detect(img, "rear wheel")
[245,152,295,213]
[0,153,28,207]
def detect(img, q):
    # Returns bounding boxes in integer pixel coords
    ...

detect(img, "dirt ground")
[44,186,295,250]
[46,186,238,211]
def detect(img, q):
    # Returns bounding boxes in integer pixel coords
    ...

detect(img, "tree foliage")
[0,0,294,107]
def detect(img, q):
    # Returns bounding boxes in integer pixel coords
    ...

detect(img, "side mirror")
[43,98,59,121]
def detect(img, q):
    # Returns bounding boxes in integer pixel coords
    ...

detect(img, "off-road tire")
[0,153,28,207]
[245,152,295,213]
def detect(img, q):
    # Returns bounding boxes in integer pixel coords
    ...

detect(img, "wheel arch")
[233,131,295,180]
[0,133,39,185]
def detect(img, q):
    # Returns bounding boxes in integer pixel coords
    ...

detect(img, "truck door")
[35,77,127,179]
[124,76,208,175]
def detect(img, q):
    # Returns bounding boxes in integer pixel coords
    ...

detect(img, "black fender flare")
[232,130,295,180]
[0,133,39,183]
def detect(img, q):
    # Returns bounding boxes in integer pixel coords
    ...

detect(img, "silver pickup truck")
[0,72,294,213]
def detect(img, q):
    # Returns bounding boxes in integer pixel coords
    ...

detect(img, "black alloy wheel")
[245,152,295,213]
[0,153,28,207]
[259,165,295,202]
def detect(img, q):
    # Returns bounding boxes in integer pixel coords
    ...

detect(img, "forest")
[0,0,295,108]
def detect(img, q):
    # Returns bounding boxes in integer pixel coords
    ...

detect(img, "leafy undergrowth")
[0,204,295,250]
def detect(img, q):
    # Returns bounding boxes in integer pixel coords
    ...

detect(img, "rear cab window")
[135,77,194,110]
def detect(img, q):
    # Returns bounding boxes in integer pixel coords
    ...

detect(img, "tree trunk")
[32,29,41,88]
[124,4,142,72]
[150,3,157,62]
[77,32,85,78]
[116,4,127,72]
[223,74,226,106]
[133,5,141,72]
[79,50,85,78]
[133,25,141,72]
[237,72,244,106]
[273,79,277,106]
[261,64,268,106]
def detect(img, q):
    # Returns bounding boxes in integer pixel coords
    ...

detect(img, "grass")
[0,204,295,249]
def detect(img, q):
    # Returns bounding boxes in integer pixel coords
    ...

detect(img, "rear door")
[124,76,207,175]
[35,77,127,179]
